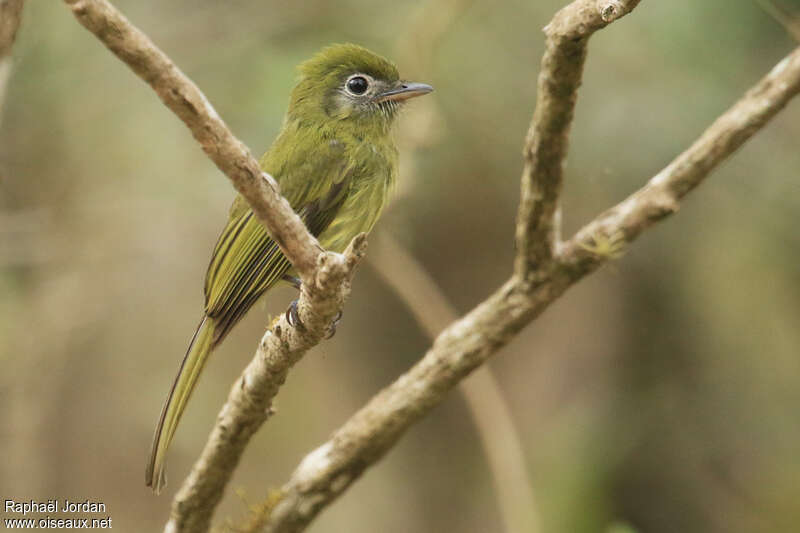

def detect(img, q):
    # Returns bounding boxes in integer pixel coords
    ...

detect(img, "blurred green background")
[1,1,799,532]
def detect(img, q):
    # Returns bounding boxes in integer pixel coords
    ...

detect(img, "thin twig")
[262,42,800,533]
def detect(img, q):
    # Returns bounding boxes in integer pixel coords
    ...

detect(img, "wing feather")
[202,130,351,346]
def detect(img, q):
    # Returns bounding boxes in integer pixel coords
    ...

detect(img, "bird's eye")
[346,76,369,95]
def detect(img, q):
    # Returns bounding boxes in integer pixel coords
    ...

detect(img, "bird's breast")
[316,138,397,252]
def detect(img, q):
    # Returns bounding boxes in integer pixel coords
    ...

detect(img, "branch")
[166,236,367,533]
[559,45,800,271]
[514,0,641,276]
[264,276,554,533]
[60,1,800,532]
[262,42,800,533]
[368,232,541,533]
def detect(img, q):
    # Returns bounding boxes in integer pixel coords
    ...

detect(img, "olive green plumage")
[146,43,432,493]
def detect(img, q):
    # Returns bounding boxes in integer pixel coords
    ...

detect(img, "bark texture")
[56,0,800,532]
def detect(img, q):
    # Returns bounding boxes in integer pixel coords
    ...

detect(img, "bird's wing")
[203,134,351,344]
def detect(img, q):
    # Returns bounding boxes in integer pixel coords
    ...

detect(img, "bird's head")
[288,43,433,132]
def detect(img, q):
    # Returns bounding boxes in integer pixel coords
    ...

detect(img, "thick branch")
[264,275,561,533]
[165,236,368,533]
[60,1,800,532]
[514,0,641,276]
[63,0,320,279]
[368,233,541,533]
[262,45,800,533]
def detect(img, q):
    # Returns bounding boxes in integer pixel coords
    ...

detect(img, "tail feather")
[146,316,215,494]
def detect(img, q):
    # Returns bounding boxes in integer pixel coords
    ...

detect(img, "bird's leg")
[281,275,303,327]
[286,302,344,337]
[281,272,343,336]
[283,275,304,329]
[282,274,302,291]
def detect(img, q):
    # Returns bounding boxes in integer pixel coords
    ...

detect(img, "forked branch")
[56,0,800,532]
[262,28,800,533]
[515,0,641,276]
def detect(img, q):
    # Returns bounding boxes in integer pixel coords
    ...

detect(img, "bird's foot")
[285,299,343,338]
[285,299,303,329]
[325,310,343,339]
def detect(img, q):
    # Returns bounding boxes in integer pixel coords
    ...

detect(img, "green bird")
[145,43,432,493]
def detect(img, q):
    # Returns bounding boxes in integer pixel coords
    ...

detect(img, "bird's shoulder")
[226,120,395,223]
[269,120,394,189]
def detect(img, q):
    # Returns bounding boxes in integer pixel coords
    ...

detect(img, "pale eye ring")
[345,75,369,95]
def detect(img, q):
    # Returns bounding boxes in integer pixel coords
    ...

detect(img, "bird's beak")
[376,81,434,103]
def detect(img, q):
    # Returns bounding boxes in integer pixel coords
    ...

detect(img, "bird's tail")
[146,316,215,494]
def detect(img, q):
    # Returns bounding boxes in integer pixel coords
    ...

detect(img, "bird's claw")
[324,309,343,339]
[285,299,303,329]
[286,300,343,338]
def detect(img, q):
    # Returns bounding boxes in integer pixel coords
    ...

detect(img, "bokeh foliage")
[1,1,799,532]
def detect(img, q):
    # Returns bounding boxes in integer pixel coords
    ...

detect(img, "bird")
[145,43,433,493]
